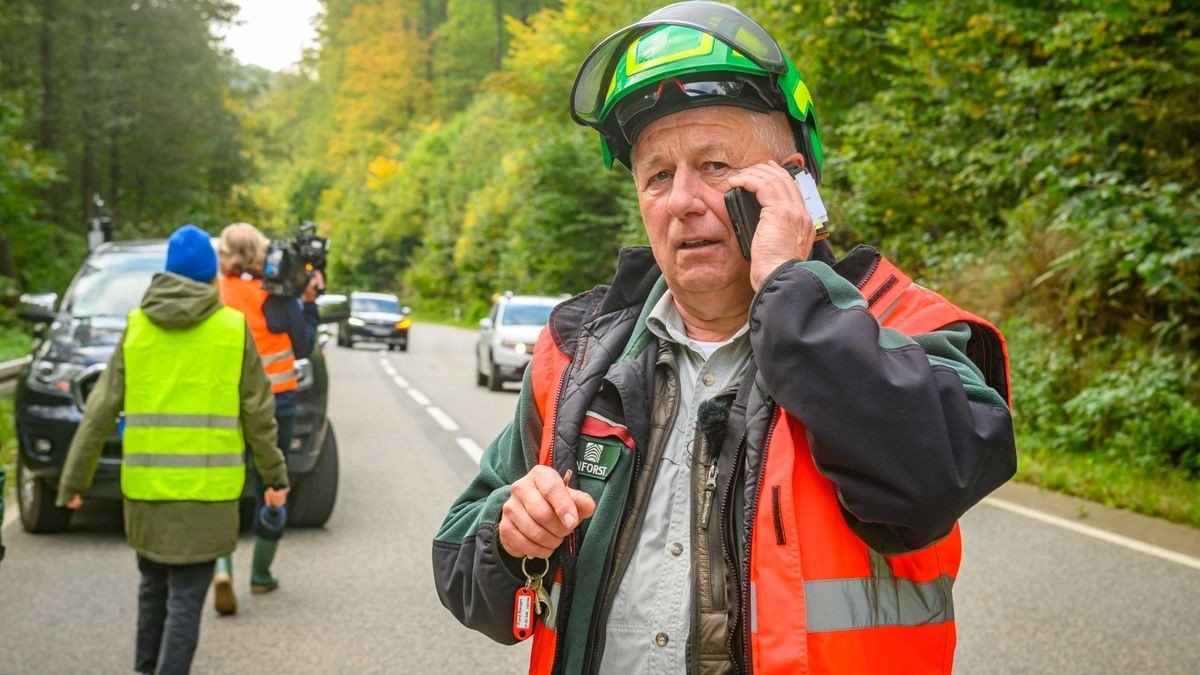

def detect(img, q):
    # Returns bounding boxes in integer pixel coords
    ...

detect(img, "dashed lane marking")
[392,374,410,389]
[456,438,484,465]
[427,407,460,432]
[406,388,431,406]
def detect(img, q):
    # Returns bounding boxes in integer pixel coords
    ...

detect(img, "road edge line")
[984,496,1200,572]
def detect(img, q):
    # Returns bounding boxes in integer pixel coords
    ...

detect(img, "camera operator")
[212,222,323,615]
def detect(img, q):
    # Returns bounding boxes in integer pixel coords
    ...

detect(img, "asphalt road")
[2,322,1198,673]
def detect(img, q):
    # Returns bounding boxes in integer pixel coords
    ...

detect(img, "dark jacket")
[58,272,289,564]
[433,244,1016,670]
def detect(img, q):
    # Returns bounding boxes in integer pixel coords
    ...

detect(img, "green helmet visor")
[570,1,787,126]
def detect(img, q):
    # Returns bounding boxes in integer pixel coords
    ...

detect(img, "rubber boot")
[250,537,280,594]
[212,555,237,615]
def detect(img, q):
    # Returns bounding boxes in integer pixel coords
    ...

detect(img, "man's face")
[632,106,775,307]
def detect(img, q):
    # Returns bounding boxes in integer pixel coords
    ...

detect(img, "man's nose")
[666,167,706,220]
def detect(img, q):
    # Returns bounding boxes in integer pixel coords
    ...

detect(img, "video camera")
[262,221,329,297]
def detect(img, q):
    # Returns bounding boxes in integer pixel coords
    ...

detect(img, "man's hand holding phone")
[724,160,818,291]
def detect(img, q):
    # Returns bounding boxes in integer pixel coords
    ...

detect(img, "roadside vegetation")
[0,0,1196,525]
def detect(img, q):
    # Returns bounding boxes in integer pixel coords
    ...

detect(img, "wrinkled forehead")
[630,106,766,168]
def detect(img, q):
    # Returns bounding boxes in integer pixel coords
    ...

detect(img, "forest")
[0,0,1197,524]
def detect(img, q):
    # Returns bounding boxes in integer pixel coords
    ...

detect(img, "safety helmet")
[570,1,823,182]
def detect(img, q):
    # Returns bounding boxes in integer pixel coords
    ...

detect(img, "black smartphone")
[725,161,828,261]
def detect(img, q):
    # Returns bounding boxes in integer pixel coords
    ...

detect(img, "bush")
[1058,354,1200,476]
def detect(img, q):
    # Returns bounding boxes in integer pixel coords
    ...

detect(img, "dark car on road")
[14,240,343,533]
[336,291,411,351]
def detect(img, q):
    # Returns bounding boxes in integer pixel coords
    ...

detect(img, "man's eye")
[649,170,671,184]
[706,162,730,172]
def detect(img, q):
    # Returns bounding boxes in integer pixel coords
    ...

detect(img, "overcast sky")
[216,0,323,71]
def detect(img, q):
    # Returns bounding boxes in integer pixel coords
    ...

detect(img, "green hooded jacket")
[57,271,288,564]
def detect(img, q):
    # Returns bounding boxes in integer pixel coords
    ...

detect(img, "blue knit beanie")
[165,224,217,283]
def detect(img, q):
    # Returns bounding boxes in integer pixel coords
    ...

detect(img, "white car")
[475,293,562,391]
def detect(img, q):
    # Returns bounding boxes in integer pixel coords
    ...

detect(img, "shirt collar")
[645,290,749,351]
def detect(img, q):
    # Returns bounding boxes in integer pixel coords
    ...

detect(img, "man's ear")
[782,152,806,170]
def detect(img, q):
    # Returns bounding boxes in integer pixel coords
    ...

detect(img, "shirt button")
[670,543,683,556]
[655,632,669,647]
[702,373,716,387]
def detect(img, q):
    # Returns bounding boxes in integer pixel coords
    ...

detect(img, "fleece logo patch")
[576,438,621,481]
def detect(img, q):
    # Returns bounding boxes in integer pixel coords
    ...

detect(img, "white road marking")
[392,374,410,389]
[456,437,484,465]
[406,388,431,406]
[426,407,460,432]
[984,497,1200,572]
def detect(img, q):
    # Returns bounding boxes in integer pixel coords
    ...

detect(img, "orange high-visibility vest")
[524,257,1009,674]
[219,276,298,394]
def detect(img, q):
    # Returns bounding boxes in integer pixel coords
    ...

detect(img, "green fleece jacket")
[57,271,288,564]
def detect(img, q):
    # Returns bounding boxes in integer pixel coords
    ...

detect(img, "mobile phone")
[725,161,829,261]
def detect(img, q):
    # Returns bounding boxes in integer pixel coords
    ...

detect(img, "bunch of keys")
[512,469,572,641]
[513,555,552,640]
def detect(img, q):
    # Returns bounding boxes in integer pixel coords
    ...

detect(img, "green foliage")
[0,0,249,293]
[239,0,1200,520]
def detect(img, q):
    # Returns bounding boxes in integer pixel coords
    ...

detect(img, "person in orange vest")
[212,222,322,615]
[433,3,1016,673]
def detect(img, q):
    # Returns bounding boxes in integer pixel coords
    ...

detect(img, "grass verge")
[2,396,15,523]
[0,324,32,362]
[1016,442,1200,528]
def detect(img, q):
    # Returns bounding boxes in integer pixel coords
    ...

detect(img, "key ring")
[522,556,551,579]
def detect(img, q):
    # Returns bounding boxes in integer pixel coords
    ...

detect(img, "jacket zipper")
[585,356,678,675]
[729,402,778,675]
[547,347,573,674]
[855,253,882,290]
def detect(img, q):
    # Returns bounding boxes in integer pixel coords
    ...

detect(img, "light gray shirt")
[598,291,752,675]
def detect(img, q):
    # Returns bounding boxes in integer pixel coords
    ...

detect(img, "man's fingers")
[571,490,597,520]
[498,515,556,559]
[533,467,581,530]
[502,498,565,550]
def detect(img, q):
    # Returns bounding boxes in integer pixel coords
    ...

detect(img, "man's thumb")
[571,490,597,520]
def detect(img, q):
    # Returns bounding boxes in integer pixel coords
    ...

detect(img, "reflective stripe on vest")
[125,413,240,430]
[750,550,955,635]
[219,276,298,393]
[122,307,246,502]
[123,453,245,468]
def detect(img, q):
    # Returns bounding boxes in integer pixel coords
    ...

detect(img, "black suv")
[14,240,343,533]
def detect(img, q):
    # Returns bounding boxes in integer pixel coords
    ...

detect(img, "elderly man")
[433,3,1016,673]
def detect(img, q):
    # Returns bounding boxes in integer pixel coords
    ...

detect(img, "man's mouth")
[680,239,717,249]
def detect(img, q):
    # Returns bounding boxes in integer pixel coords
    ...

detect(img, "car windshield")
[352,297,399,313]
[64,250,164,318]
[501,303,554,326]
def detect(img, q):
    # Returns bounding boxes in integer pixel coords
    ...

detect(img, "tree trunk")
[38,0,55,152]
[81,10,97,227]
[493,0,504,71]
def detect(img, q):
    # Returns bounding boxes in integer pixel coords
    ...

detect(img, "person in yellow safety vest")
[59,224,289,675]
[213,223,322,615]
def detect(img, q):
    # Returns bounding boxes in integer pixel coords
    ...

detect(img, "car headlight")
[294,358,314,392]
[27,359,86,396]
[500,340,528,354]
[396,317,412,330]
[347,317,365,327]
